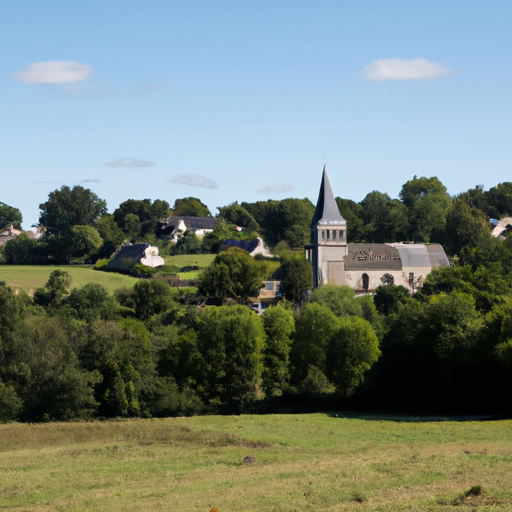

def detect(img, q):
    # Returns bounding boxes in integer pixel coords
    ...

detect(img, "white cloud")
[167,173,218,189]
[257,183,296,194]
[362,58,454,81]
[106,158,156,168]
[13,60,93,84]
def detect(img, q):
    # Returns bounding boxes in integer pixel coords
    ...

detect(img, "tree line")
[0,265,381,422]
[2,240,512,422]
[2,176,512,265]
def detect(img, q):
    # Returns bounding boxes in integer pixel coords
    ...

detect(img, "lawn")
[164,254,216,269]
[2,413,512,511]
[0,265,138,295]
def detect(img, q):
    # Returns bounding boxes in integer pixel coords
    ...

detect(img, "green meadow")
[0,265,138,295]
[0,256,216,294]
[2,414,512,511]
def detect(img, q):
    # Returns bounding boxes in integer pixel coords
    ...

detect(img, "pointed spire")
[311,166,346,226]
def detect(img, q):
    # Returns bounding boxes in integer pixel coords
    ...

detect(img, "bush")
[131,263,157,277]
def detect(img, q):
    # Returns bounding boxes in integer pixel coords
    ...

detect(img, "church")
[305,168,450,293]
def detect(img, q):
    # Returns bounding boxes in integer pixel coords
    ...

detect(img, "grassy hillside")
[2,414,511,511]
[0,265,138,294]
[163,254,216,268]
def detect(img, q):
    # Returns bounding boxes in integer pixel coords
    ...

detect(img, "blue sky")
[2,1,511,228]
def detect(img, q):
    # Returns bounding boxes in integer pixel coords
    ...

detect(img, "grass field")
[0,265,138,295]
[2,413,512,511]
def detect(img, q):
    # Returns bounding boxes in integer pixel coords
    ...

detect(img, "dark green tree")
[280,253,313,304]
[195,305,265,409]
[290,302,338,381]
[133,279,173,320]
[217,202,259,231]
[326,316,381,393]
[113,198,170,240]
[170,232,203,255]
[359,191,408,243]
[198,247,267,302]
[173,197,211,217]
[373,285,411,316]
[2,233,46,264]
[34,270,72,307]
[336,198,365,242]
[442,199,492,260]
[399,176,452,242]
[0,202,22,230]
[66,283,117,322]
[39,185,107,235]
[261,306,295,396]
[486,182,512,218]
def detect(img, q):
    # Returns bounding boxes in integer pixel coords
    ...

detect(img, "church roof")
[311,167,346,226]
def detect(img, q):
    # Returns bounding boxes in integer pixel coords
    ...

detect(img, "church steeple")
[306,166,348,288]
[311,166,346,227]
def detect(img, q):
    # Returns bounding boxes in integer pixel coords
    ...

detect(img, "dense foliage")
[1,175,512,420]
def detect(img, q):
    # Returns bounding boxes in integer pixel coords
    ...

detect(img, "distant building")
[107,243,164,272]
[219,237,273,257]
[305,168,450,293]
[155,216,218,242]
[491,217,512,240]
[0,224,22,247]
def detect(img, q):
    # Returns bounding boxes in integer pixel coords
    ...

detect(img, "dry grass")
[2,414,512,511]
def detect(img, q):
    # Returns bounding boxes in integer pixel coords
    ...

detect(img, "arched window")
[362,273,369,291]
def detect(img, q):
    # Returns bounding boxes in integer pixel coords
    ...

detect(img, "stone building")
[305,168,449,293]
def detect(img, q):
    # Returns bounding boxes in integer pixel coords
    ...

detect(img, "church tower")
[305,167,347,287]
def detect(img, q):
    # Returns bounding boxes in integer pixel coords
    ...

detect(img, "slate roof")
[311,166,346,227]
[107,243,149,271]
[346,243,450,270]
[166,216,218,230]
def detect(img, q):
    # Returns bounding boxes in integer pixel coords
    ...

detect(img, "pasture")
[0,265,138,295]
[2,413,512,511]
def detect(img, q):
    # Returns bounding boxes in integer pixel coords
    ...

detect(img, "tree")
[113,198,170,239]
[0,202,22,230]
[1,234,46,264]
[195,305,265,409]
[200,220,243,253]
[261,306,295,395]
[457,185,489,215]
[217,202,259,231]
[310,285,363,317]
[373,285,410,316]
[13,316,99,421]
[133,280,173,320]
[66,283,117,321]
[68,226,103,260]
[290,302,338,381]
[240,198,315,248]
[280,253,313,304]
[173,197,211,217]
[326,316,381,393]
[198,247,267,302]
[39,185,107,234]
[170,232,203,255]
[442,199,491,260]
[359,191,407,243]
[96,214,125,254]
[34,270,72,307]
[399,176,452,242]
[336,198,365,242]
[486,182,512,218]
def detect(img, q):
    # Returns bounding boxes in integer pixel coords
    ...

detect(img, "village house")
[155,215,218,243]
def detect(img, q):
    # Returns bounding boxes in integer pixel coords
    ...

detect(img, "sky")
[2,1,512,229]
